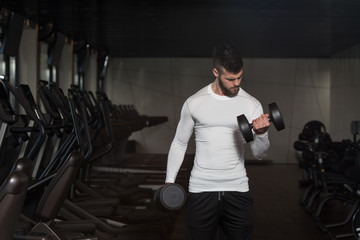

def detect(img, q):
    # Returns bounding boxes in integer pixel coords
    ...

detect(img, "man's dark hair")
[213,43,243,74]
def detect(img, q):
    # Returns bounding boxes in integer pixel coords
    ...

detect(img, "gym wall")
[104,57,331,164]
[15,23,360,164]
[58,42,73,91]
[86,52,98,93]
[330,44,360,142]
[18,26,37,100]
[16,25,98,116]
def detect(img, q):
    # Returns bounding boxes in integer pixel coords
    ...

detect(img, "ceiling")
[2,0,360,58]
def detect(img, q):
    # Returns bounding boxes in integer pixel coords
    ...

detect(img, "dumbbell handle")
[249,116,272,128]
[248,102,285,131]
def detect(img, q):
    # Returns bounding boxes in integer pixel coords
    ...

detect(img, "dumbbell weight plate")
[154,183,186,211]
[268,102,285,131]
[237,114,254,142]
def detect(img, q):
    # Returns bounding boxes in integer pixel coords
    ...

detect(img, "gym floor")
[167,163,348,240]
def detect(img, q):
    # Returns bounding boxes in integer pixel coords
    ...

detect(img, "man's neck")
[211,80,225,96]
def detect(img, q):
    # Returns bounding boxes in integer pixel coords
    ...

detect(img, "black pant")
[186,191,253,240]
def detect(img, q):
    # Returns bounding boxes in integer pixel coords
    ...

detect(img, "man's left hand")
[252,114,270,135]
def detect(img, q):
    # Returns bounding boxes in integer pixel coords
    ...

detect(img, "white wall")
[104,57,332,163]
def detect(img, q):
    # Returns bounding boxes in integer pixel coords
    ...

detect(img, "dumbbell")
[237,102,285,142]
[153,183,186,211]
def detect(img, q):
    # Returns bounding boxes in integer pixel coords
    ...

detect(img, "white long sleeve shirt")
[166,84,270,193]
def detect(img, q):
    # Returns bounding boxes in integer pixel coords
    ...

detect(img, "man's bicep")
[174,102,195,143]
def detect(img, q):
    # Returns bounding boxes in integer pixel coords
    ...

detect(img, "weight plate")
[160,183,186,210]
[268,103,285,131]
[237,114,253,142]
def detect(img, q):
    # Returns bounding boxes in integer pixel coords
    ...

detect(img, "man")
[165,43,270,240]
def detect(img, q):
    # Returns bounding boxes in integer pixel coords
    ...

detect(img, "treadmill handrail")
[0,82,18,124]
[0,75,46,161]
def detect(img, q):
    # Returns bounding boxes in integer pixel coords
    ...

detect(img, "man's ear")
[213,68,219,78]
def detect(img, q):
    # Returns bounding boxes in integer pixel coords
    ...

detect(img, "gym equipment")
[352,209,360,239]
[351,120,360,142]
[237,102,285,142]
[153,183,186,211]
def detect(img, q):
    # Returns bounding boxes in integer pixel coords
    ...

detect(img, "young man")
[165,43,270,240]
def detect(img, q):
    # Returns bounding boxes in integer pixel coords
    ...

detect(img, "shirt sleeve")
[165,101,195,183]
[249,104,270,160]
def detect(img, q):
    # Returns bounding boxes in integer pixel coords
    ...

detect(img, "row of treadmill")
[294,120,360,240]
[0,75,192,240]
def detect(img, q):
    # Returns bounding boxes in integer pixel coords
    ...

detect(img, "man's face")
[214,67,243,97]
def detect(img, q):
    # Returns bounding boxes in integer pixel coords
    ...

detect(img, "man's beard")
[218,77,239,97]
